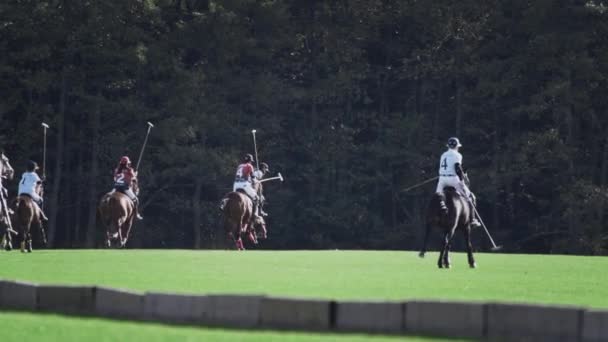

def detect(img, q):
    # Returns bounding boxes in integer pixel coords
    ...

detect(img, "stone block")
[335,301,405,333]
[0,280,37,311]
[95,287,144,320]
[405,300,485,339]
[259,297,332,331]
[37,285,96,315]
[486,302,583,341]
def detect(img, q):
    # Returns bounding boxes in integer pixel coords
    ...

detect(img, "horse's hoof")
[470,263,477,269]
[419,252,425,258]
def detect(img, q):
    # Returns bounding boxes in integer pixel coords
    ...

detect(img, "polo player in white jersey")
[436,137,481,227]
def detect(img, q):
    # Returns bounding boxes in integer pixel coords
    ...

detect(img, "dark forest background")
[1,0,608,254]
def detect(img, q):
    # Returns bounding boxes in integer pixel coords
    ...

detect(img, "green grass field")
[0,250,606,341]
[0,250,606,307]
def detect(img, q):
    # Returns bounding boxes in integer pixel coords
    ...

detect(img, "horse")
[0,153,15,250]
[222,190,267,250]
[11,193,44,253]
[98,179,139,248]
[419,187,477,269]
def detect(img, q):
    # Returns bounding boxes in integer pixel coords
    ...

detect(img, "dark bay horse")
[222,190,267,250]
[419,187,477,269]
[12,194,44,253]
[98,180,138,248]
[0,153,15,251]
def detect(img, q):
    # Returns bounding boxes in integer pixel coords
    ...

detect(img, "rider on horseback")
[18,160,48,221]
[253,162,270,217]
[233,154,261,218]
[114,156,143,220]
[436,137,481,228]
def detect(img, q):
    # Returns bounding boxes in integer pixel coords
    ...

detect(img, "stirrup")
[471,218,481,228]
[136,213,144,220]
[259,209,268,217]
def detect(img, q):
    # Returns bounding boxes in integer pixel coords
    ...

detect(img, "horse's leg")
[20,225,26,253]
[26,223,33,253]
[443,229,456,268]
[106,230,112,248]
[419,222,432,258]
[464,224,476,268]
[438,231,448,268]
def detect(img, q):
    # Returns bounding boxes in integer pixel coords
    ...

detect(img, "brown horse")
[98,180,138,248]
[222,190,267,250]
[0,153,15,251]
[419,187,477,269]
[11,195,43,253]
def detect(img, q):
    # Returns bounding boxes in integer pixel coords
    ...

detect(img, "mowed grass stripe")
[0,250,606,308]
[0,312,467,342]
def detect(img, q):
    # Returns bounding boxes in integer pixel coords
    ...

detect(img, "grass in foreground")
[0,250,606,308]
[0,312,468,342]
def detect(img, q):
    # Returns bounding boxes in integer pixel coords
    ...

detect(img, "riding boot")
[468,194,482,228]
[252,199,260,219]
[133,197,143,220]
[259,200,268,217]
[36,200,48,221]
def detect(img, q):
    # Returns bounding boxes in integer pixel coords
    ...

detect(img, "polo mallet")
[259,172,284,183]
[39,122,50,245]
[402,176,439,192]
[251,129,260,170]
[472,206,502,251]
[41,123,49,179]
[136,122,154,171]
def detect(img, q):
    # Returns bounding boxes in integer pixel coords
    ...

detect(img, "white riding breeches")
[436,176,471,198]
[19,191,42,203]
[233,181,257,200]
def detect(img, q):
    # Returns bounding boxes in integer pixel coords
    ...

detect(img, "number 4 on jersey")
[441,158,448,170]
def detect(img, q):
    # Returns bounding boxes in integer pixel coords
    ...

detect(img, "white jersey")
[253,170,264,180]
[438,149,462,176]
[18,171,41,196]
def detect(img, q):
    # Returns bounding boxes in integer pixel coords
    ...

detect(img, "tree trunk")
[455,80,463,137]
[193,178,203,249]
[47,71,67,248]
[85,97,101,247]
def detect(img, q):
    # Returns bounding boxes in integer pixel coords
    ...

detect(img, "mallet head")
[251,129,257,134]
[147,121,154,128]
[41,123,49,129]
[278,172,284,182]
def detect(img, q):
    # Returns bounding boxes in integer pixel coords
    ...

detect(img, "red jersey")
[114,167,136,187]
[234,163,254,182]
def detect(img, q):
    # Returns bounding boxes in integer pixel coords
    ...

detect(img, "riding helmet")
[447,137,462,149]
[26,160,39,171]
[260,162,269,172]
[120,156,131,165]
[244,154,254,163]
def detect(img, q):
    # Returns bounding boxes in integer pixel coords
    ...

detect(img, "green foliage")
[1,0,607,253]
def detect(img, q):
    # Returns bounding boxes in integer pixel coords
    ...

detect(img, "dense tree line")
[1,0,607,254]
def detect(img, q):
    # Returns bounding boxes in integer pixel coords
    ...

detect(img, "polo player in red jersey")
[113,156,143,220]
[233,154,261,218]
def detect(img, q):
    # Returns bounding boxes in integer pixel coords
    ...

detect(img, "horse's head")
[1,153,14,181]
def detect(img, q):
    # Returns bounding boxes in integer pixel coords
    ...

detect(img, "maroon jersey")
[234,163,254,182]
[114,167,136,187]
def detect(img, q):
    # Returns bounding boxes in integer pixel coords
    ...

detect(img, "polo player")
[232,154,262,218]
[253,162,270,217]
[113,156,143,220]
[435,137,481,228]
[18,160,48,221]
